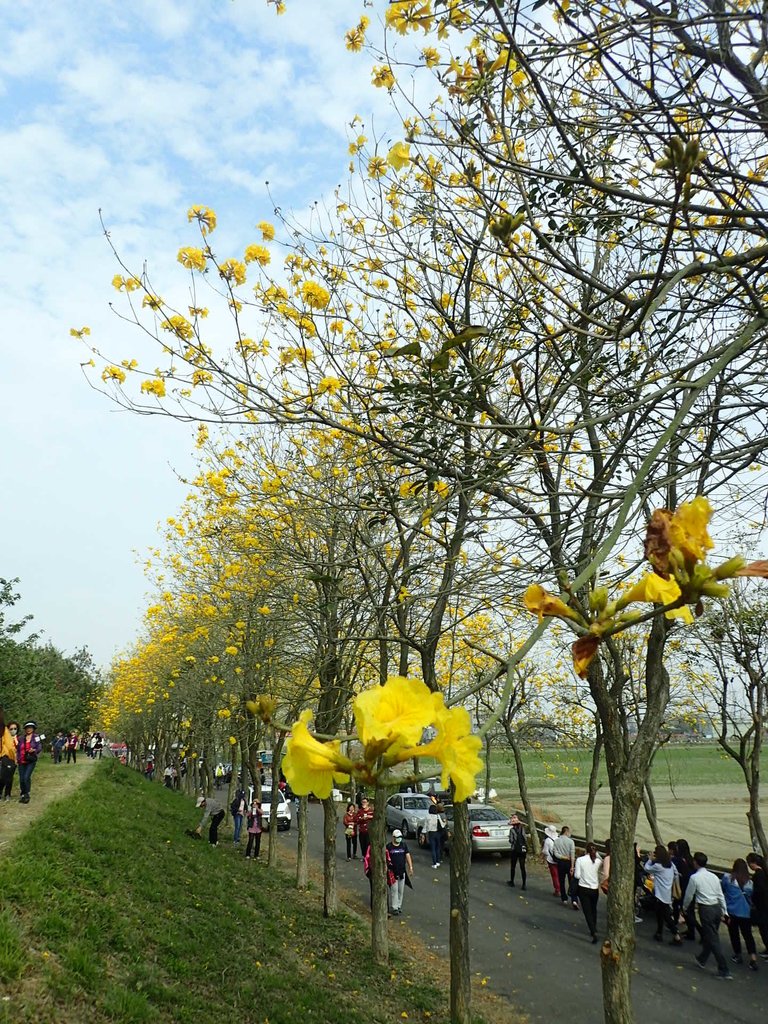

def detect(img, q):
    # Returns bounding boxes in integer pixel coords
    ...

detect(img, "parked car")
[385,792,433,838]
[251,786,292,830]
[443,803,511,857]
[397,775,451,800]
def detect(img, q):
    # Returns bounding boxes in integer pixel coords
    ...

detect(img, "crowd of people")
[538,822,768,978]
[0,710,109,807]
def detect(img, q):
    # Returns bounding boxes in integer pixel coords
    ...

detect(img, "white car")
[385,793,433,838]
[249,786,292,830]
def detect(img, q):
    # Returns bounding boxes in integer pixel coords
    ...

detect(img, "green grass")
[0,761,471,1024]
[482,741,756,794]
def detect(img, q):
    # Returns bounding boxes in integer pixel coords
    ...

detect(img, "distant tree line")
[0,577,102,735]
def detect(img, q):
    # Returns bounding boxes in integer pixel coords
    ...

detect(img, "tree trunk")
[449,798,472,1024]
[585,720,603,843]
[746,769,767,857]
[747,725,767,857]
[370,784,389,965]
[509,729,540,855]
[322,797,338,917]
[601,773,644,1024]
[593,618,671,1024]
[483,733,492,803]
[642,780,663,847]
[296,796,309,889]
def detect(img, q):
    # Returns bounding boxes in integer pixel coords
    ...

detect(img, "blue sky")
[0,0,398,666]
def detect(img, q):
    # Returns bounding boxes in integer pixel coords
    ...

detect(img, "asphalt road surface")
[278,804,767,1023]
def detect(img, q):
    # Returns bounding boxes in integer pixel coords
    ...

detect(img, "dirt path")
[0,757,97,855]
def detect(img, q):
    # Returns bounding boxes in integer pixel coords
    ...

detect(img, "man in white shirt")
[682,851,732,979]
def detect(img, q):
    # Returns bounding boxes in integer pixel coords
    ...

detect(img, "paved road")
[279,806,766,1023]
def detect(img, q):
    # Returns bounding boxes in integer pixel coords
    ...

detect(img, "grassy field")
[487,742,756,791]
[481,743,760,866]
[0,759,518,1024]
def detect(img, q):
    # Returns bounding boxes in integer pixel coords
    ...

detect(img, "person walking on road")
[552,826,576,907]
[343,802,358,861]
[17,721,42,804]
[575,842,603,943]
[356,797,374,859]
[683,851,732,979]
[644,845,683,945]
[425,800,445,869]
[721,858,758,970]
[386,829,413,916]
[507,814,528,889]
[746,853,768,957]
[542,825,560,897]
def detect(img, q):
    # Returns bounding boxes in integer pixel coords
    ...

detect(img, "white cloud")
[0,0,416,667]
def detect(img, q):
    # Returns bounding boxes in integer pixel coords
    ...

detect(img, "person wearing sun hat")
[17,721,42,804]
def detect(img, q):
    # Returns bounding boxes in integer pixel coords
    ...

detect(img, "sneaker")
[748,960,758,972]
[507,881,515,887]
[731,955,743,964]
[634,916,643,924]
[695,958,707,971]
[716,973,734,981]
[435,862,440,867]
[760,951,768,961]
[572,901,579,910]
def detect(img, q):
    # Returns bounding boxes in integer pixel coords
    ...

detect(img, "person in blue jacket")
[721,858,758,971]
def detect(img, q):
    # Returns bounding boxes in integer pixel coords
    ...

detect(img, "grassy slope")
[0,762,464,1024]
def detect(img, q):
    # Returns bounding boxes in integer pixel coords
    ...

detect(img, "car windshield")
[262,789,282,803]
[468,808,507,822]
[403,797,431,809]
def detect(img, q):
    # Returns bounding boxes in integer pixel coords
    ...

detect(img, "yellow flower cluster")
[301,280,331,310]
[219,259,247,287]
[178,247,208,272]
[187,205,217,235]
[282,676,482,801]
[141,378,167,398]
[524,498,768,678]
[244,244,271,266]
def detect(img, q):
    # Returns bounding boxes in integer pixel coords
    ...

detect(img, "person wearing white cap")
[542,825,561,897]
[386,829,414,915]
[17,721,42,803]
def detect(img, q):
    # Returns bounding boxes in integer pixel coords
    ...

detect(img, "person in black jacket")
[507,814,528,890]
[746,852,768,956]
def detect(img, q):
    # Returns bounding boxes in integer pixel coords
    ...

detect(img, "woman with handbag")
[644,845,683,945]
[343,802,358,860]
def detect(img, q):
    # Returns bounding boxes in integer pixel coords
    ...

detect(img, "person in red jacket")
[356,797,374,858]
[17,721,43,804]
